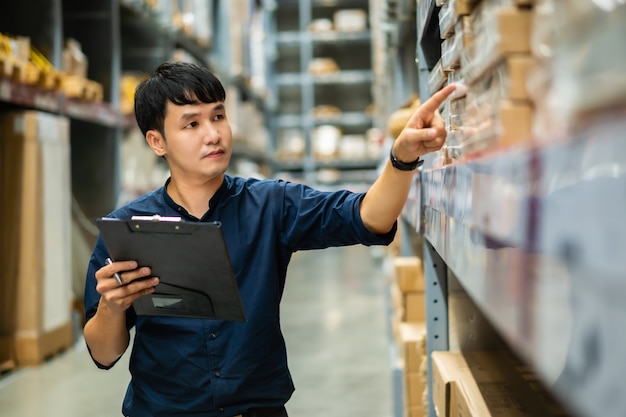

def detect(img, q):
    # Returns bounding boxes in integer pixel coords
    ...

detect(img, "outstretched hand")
[393,84,457,162]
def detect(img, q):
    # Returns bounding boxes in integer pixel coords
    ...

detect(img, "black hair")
[134,61,227,137]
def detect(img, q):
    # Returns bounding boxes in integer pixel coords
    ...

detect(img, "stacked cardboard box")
[398,323,428,417]
[433,0,536,162]
[391,256,428,417]
[391,256,426,334]
[0,111,22,372]
[0,111,74,367]
[431,350,571,417]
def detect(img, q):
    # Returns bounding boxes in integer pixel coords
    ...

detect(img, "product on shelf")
[0,35,44,86]
[439,0,479,39]
[311,105,342,118]
[312,124,342,160]
[276,128,305,161]
[120,72,147,115]
[308,18,333,32]
[338,134,367,160]
[397,322,428,417]
[62,38,88,78]
[428,60,446,96]
[529,0,626,139]
[333,9,368,32]
[462,5,531,84]
[60,75,104,102]
[308,57,340,75]
[60,38,104,102]
[387,95,420,139]
[432,350,572,417]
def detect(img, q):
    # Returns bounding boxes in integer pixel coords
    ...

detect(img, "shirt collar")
[161,176,232,220]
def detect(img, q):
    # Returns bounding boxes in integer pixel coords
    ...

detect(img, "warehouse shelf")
[266,0,376,185]
[0,76,124,129]
[278,112,373,128]
[418,115,626,417]
[274,156,379,172]
[313,69,374,84]
[276,70,373,86]
[278,30,371,45]
[312,30,371,43]
[381,2,626,417]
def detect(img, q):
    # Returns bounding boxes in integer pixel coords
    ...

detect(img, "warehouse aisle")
[0,245,393,417]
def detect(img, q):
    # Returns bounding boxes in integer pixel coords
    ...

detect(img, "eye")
[184,121,198,129]
[213,113,226,121]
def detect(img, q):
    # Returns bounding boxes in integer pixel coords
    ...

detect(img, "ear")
[145,130,167,157]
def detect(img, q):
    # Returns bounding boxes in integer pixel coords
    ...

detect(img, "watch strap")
[389,148,424,171]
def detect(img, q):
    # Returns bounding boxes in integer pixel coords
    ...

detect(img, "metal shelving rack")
[264,0,380,186]
[384,2,626,417]
[0,0,268,219]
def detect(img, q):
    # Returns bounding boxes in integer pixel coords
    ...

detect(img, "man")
[84,61,455,417]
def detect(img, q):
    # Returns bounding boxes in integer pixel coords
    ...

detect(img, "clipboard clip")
[131,215,182,222]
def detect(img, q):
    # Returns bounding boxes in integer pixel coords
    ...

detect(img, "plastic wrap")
[438,0,456,38]
[529,0,626,141]
[428,60,446,96]
[446,129,463,160]
[441,30,462,70]
[462,5,531,84]
[551,2,626,119]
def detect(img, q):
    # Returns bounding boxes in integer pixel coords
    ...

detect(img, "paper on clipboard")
[96,216,246,321]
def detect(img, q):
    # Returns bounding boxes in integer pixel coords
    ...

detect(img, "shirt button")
[211,333,217,339]
[219,407,224,412]
[215,371,221,377]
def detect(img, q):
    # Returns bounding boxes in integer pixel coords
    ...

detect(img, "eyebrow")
[179,103,225,122]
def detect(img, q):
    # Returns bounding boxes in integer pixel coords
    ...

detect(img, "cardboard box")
[463,101,533,156]
[473,56,535,102]
[405,292,426,322]
[432,350,571,417]
[464,9,531,84]
[0,114,23,371]
[407,371,428,407]
[407,404,427,417]
[398,322,427,372]
[1,112,74,366]
[432,351,468,417]
[394,256,425,292]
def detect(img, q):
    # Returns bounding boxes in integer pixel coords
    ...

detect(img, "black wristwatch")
[389,148,424,171]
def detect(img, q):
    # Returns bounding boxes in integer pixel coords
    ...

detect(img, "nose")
[202,122,221,144]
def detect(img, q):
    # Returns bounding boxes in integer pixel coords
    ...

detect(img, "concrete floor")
[0,245,394,417]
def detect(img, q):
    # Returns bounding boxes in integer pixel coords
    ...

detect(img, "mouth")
[203,149,225,159]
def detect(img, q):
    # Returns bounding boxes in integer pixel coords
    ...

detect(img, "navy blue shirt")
[84,175,395,417]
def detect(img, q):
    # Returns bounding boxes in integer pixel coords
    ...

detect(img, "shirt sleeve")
[278,181,396,251]
[83,234,137,369]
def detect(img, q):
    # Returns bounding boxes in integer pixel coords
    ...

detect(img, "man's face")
[154,100,233,183]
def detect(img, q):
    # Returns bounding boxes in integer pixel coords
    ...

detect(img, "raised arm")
[360,85,456,234]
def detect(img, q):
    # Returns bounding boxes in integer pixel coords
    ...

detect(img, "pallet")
[14,321,74,367]
[0,336,16,373]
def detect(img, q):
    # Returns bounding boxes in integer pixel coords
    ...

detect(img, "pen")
[105,257,123,285]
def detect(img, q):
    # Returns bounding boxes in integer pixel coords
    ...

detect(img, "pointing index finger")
[418,84,458,117]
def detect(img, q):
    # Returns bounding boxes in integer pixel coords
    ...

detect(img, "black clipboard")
[96,216,246,321]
